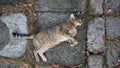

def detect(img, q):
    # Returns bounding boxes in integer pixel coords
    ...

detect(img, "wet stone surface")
[0,13,28,58]
[87,18,105,52]
[106,41,120,68]
[0,20,10,50]
[87,55,104,68]
[90,0,103,14]
[35,0,86,11]
[36,12,86,66]
[0,0,30,5]
[106,16,120,39]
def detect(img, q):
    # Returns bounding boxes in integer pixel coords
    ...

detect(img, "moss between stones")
[85,0,95,13]
[85,0,99,25]
[78,61,86,68]
[106,40,120,47]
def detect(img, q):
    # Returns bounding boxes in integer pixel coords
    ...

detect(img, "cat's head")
[69,13,83,27]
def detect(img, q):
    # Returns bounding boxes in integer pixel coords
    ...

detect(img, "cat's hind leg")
[38,53,47,62]
[34,48,48,62]
[33,50,40,62]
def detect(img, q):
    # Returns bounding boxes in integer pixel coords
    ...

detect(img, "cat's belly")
[43,34,68,48]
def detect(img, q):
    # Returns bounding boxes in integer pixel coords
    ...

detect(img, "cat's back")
[34,25,63,47]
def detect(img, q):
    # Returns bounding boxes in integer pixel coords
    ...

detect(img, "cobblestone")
[87,18,105,52]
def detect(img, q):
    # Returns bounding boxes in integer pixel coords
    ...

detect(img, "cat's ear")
[70,14,75,19]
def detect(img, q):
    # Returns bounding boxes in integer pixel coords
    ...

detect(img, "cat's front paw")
[70,41,78,47]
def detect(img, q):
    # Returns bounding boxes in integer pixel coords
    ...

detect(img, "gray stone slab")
[105,0,120,15]
[36,12,86,66]
[106,41,120,68]
[35,12,70,32]
[0,13,28,58]
[87,18,105,52]
[0,20,10,50]
[35,0,86,11]
[0,0,30,5]
[106,16,120,39]
[90,0,103,14]
[87,55,104,68]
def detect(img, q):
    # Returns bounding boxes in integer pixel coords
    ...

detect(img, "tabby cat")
[12,13,83,62]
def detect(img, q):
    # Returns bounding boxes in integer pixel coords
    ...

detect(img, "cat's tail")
[12,33,34,39]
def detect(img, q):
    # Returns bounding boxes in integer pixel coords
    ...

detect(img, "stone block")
[87,55,104,68]
[87,18,105,52]
[106,16,120,39]
[0,20,10,50]
[35,0,86,11]
[0,13,28,58]
[90,0,103,14]
[105,0,120,15]
[106,41,120,68]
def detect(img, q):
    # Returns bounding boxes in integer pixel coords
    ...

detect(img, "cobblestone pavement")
[0,0,120,68]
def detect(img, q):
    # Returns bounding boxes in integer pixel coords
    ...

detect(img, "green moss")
[86,6,95,13]
[78,62,86,68]
[105,41,112,46]
[106,40,120,47]
[86,15,94,24]
[84,0,98,25]
[85,0,95,13]
[86,14,100,25]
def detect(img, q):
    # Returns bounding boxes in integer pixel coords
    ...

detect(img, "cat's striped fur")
[12,14,83,62]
